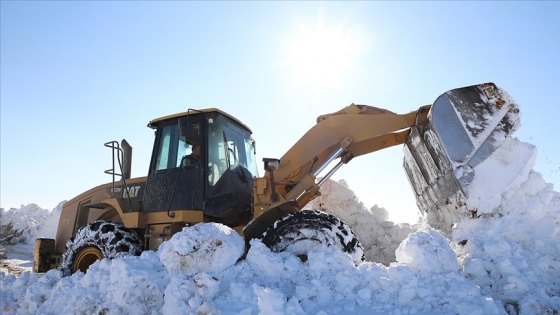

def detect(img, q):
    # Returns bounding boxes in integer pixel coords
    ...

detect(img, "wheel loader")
[33,82,519,275]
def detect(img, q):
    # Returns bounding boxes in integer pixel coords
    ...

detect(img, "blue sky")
[1,1,558,223]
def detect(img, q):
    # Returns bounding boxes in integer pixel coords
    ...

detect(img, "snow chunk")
[158,223,245,276]
[468,137,537,212]
[395,226,459,273]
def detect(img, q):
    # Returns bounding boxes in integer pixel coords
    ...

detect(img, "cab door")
[143,118,205,212]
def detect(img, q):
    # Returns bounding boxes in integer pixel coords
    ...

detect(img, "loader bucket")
[403,83,520,226]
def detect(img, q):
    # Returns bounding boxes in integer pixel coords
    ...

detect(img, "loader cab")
[144,109,258,225]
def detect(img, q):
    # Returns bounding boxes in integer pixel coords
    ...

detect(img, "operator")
[185,143,200,165]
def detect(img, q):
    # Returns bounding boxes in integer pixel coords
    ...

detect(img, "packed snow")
[1,136,559,314]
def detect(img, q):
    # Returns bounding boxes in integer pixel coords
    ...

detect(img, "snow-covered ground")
[1,134,559,314]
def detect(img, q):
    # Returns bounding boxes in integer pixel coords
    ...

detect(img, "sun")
[281,18,369,92]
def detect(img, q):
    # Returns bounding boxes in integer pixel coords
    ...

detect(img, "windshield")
[208,115,258,185]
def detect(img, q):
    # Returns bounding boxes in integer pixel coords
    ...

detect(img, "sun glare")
[282,19,369,92]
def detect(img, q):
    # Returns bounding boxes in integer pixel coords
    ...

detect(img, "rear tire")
[59,220,142,276]
[261,210,364,265]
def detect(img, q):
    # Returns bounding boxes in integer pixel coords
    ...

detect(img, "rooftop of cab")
[148,108,252,133]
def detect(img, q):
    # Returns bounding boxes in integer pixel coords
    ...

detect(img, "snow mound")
[2,251,168,314]
[158,223,245,276]
[453,168,560,313]
[0,202,64,245]
[1,228,504,314]
[396,226,459,273]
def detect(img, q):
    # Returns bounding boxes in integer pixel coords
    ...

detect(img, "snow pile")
[0,202,64,245]
[2,253,168,314]
[453,169,560,312]
[444,135,560,313]
[1,224,502,314]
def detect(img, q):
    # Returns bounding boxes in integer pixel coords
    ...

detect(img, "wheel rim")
[72,247,103,273]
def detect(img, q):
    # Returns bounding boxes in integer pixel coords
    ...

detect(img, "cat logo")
[110,185,141,198]
[123,186,141,198]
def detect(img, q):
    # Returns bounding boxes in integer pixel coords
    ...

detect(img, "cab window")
[154,123,195,171]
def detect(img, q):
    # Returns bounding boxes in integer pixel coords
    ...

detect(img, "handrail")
[104,141,123,197]
[104,141,134,212]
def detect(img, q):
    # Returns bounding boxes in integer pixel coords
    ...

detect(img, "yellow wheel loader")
[33,82,519,275]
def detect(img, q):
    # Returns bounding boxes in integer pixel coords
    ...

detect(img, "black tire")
[261,210,364,265]
[59,220,143,276]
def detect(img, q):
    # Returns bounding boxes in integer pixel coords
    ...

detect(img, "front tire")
[261,210,364,265]
[59,220,142,276]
